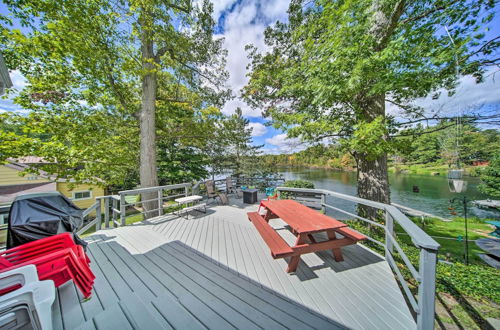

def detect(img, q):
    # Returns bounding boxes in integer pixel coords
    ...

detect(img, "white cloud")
[265,133,307,153]
[10,70,27,90]
[0,70,28,113]
[211,0,238,19]
[247,121,267,136]
[387,69,500,118]
[217,0,290,117]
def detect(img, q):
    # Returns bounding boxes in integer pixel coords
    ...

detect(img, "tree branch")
[401,0,461,24]
[394,113,500,126]
[165,2,191,14]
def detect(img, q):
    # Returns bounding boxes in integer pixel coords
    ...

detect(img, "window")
[26,176,38,180]
[73,191,92,200]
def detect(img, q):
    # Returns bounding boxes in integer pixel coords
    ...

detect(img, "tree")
[203,108,264,178]
[243,0,498,215]
[0,107,138,188]
[221,108,263,176]
[1,0,229,216]
[394,121,499,166]
[478,154,500,198]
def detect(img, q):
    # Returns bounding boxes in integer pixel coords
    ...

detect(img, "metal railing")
[211,176,285,192]
[275,187,439,330]
[76,183,192,235]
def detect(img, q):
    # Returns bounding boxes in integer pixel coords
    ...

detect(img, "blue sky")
[1,1,499,154]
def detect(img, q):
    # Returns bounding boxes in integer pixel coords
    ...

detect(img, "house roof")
[14,156,49,164]
[0,53,13,96]
[4,159,54,180]
[0,182,57,205]
[4,158,104,184]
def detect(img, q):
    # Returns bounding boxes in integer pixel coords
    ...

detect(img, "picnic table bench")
[248,199,366,273]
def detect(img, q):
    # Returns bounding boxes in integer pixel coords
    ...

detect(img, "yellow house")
[0,158,104,210]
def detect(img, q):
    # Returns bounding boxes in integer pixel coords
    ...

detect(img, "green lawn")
[396,217,495,264]
[388,163,477,176]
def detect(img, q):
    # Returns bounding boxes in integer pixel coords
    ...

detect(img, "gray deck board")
[151,295,202,330]
[51,286,64,330]
[166,241,340,330]
[53,195,416,329]
[157,244,287,330]
[115,229,251,329]
[93,305,132,330]
[133,234,263,330]
[58,281,86,329]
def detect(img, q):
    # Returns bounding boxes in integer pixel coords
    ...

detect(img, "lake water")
[280,168,499,220]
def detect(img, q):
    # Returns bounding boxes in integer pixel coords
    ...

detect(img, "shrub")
[283,180,315,189]
[281,180,315,199]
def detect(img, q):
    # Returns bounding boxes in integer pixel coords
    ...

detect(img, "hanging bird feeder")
[448,169,467,193]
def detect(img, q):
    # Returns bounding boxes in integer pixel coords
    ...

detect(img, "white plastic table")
[174,195,205,218]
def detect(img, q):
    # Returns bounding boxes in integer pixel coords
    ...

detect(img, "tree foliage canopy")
[478,154,500,198]
[0,0,231,188]
[243,0,498,156]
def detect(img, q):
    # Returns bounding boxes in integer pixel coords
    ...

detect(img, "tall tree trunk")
[139,10,159,219]
[356,94,390,220]
[353,0,404,218]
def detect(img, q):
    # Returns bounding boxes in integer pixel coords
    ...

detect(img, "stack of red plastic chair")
[0,233,95,298]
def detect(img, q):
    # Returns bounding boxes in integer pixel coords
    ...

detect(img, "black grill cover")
[7,192,87,250]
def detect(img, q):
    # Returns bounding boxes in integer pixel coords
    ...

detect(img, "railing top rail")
[81,201,99,218]
[276,186,440,250]
[120,183,191,195]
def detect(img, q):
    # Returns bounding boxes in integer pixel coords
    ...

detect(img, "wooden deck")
[53,196,416,329]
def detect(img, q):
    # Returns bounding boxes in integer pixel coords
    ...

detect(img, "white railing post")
[112,197,118,227]
[417,248,438,330]
[321,194,326,214]
[120,193,126,226]
[158,189,163,217]
[104,197,110,228]
[96,198,102,232]
[385,211,394,255]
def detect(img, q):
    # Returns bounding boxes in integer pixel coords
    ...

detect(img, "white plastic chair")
[0,265,55,330]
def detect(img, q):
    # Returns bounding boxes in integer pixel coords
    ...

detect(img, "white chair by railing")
[0,265,55,330]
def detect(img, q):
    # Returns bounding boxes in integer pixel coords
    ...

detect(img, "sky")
[1,0,499,154]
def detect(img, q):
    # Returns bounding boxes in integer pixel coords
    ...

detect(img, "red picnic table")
[248,199,367,273]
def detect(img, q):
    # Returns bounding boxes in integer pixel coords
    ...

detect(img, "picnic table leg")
[327,230,344,262]
[287,234,307,273]
[307,234,317,243]
[264,210,277,222]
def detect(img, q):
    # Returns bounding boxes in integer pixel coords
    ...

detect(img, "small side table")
[242,189,258,204]
[174,195,206,218]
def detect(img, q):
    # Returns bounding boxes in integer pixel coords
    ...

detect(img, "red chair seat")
[0,233,94,298]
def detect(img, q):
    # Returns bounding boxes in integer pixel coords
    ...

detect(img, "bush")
[283,180,315,189]
[281,180,315,199]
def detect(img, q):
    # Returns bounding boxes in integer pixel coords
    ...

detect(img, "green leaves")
[349,116,392,160]
[478,154,500,198]
[244,0,497,162]
[1,0,231,188]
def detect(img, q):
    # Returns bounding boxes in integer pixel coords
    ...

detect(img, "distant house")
[0,157,105,211]
[0,52,13,96]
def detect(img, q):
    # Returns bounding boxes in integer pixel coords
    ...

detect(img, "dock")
[472,200,500,210]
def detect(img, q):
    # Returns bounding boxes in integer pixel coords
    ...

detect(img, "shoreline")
[277,165,484,178]
[276,164,482,177]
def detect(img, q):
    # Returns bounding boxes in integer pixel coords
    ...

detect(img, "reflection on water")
[280,168,499,220]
